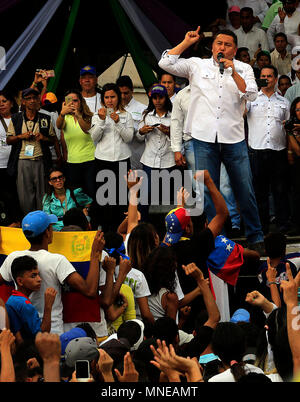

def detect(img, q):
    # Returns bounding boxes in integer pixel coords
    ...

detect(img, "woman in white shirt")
[89,83,134,231]
[0,90,21,225]
[137,84,175,221]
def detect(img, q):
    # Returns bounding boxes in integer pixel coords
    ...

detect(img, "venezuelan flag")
[0,227,101,322]
[206,235,244,286]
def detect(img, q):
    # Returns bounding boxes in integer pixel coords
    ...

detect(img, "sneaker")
[247,241,266,257]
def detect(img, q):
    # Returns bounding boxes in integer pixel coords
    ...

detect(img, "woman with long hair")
[56,89,95,198]
[137,84,175,222]
[42,167,92,231]
[142,246,179,323]
[89,82,134,231]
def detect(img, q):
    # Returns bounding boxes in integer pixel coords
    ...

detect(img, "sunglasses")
[50,175,64,182]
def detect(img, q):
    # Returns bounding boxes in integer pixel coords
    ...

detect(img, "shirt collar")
[12,290,31,302]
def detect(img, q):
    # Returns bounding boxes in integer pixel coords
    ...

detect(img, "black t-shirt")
[171,228,215,294]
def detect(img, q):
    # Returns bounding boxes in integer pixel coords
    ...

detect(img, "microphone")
[217,52,224,75]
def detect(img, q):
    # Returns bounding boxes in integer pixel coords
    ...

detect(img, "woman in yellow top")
[56,89,95,198]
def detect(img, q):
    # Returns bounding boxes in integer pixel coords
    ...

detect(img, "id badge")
[24,144,34,157]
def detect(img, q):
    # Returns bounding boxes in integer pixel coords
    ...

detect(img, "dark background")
[0,0,228,98]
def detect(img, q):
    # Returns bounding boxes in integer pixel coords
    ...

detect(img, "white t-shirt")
[84,93,101,115]
[0,249,75,335]
[0,117,11,169]
[208,364,264,382]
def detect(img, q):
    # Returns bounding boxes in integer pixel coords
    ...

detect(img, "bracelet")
[288,150,293,154]
[32,82,38,87]
[269,281,277,285]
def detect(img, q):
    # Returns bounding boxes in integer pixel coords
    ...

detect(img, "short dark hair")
[11,256,38,282]
[260,64,278,78]
[274,32,288,42]
[152,317,178,345]
[158,71,176,82]
[62,207,89,231]
[278,74,291,84]
[214,29,238,47]
[256,51,271,63]
[23,231,46,245]
[240,7,254,15]
[236,47,249,60]
[116,75,133,90]
[264,232,286,258]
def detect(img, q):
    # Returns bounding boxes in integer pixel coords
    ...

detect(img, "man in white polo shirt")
[246,65,291,234]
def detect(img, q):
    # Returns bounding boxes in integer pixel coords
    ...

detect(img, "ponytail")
[230,360,247,382]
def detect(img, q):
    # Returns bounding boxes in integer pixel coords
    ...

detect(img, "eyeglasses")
[295,108,300,112]
[50,175,64,182]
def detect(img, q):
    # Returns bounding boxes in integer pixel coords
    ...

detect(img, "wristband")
[288,150,293,154]
[32,82,38,87]
[269,281,277,285]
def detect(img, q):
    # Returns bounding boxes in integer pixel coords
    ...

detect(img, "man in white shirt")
[270,32,292,75]
[79,65,101,114]
[116,75,146,170]
[267,0,300,51]
[246,65,291,234]
[159,28,264,252]
[234,7,270,58]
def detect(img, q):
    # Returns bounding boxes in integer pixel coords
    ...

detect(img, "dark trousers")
[94,158,131,232]
[249,148,290,232]
[290,156,300,229]
[65,160,96,199]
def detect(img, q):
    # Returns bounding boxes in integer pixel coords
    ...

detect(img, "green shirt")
[262,1,282,29]
[63,114,95,163]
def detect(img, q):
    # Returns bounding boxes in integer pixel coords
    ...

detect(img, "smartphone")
[0,306,6,330]
[45,70,55,78]
[75,360,90,382]
[203,32,213,37]
[106,107,114,116]
[151,123,160,127]
[256,78,268,87]
[65,95,73,105]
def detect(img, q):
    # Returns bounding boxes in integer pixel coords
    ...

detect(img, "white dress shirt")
[159,53,258,144]
[170,85,192,152]
[246,91,290,150]
[234,26,270,58]
[83,93,102,114]
[89,110,134,161]
[267,11,300,50]
[137,110,175,168]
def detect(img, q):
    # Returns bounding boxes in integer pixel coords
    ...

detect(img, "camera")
[284,116,300,131]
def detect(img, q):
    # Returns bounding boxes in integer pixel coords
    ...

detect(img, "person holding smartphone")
[136,84,175,222]
[89,83,134,231]
[56,89,95,199]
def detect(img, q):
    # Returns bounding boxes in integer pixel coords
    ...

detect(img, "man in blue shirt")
[5,255,56,344]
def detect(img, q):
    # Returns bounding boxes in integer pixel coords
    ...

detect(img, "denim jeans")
[182,139,201,203]
[193,138,263,244]
[220,163,240,229]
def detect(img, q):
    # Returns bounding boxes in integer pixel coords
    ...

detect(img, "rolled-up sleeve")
[158,50,191,79]
[242,64,258,102]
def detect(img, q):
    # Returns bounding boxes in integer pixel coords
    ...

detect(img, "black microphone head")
[217,52,224,61]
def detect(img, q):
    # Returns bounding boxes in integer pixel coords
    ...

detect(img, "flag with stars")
[206,235,244,286]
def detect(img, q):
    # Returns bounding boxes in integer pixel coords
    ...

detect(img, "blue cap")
[230,308,250,323]
[80,65,96,76]
[60,327,87,355]
[22,210,58,237]
[22,87,40,98]
[150,84,168,97]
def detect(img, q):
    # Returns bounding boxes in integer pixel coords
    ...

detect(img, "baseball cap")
[80,65,96,76]
[41,92,58,105]
[150,84,168,97]
[60,327,87,355]
[164,207,191,245]
[22,88,40,98]
[228,6,240,13]
[230,308,250,324]
[64,337,100,368]
[22,210,58,238]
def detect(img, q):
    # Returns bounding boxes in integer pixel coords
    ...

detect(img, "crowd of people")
[0,0,300,384]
